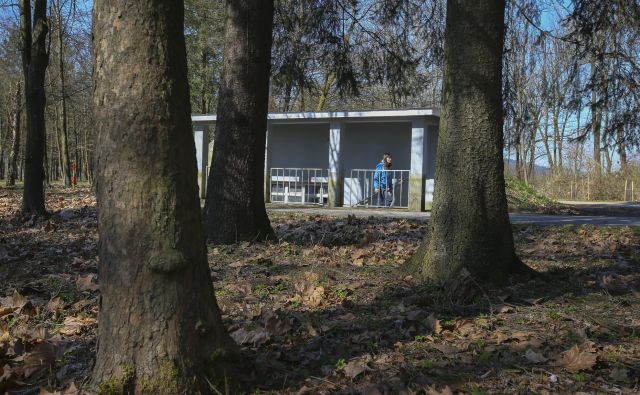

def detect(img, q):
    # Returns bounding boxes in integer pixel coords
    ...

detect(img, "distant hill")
[504,158,550,176]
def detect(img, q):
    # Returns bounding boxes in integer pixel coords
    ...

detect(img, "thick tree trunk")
[203,0,275,244]
[20,0,49,215]
[7,83,22,187]
[91,1,238,393]
[408,0,526,285]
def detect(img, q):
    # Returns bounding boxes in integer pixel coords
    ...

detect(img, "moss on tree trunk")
[91,1,239,392]
[408,0,531,285]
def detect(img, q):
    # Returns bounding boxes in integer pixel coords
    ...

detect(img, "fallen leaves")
[39,382,79,394]
[75,274,99,292]
[427,385,453,395]
[292,272,325,307]
[562,345,597,372]
[343,360,371,379]
[59,316,97,336]
[524,348,548,363]
[230,327,271,347]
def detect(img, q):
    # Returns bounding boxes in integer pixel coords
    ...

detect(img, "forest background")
[0,0,638,201]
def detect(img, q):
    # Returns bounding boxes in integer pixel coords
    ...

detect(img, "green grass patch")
[505,176,557,213]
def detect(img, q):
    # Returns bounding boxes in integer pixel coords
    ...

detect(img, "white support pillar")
[264,127,271,203]
[424,123,438,210]
[194,124,209,199]
[328,121,343,207]
[409,119,426,212]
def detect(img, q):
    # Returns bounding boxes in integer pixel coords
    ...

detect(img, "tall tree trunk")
[618,127,627,170]
[91,0,238,393]
[408,0,527,285]
[54,0,71,186]
[316,72,335,112]
[200,48,209,114]
[7,83,22,186]
[203,0,275,244]
[603,111,612,174]
[590,58,602,178]
[20,0,49,215]
[540,109,554,172]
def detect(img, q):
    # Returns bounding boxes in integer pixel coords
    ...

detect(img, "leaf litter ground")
[0,187,639,394]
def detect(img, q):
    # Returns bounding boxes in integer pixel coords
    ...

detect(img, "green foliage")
[418,359,433,369]
[505,176,556,212]
[573,372,586,382]
[468,383,489,395]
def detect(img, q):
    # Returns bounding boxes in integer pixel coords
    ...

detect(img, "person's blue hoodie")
[373,161,392,191]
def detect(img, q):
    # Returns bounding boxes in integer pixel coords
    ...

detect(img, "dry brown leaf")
[352,257,365,267]
[263,311,293,336]
[562,345,596,372]
[229,260,247,268]
[431,343,459,355]
[427,313,443,334]
[76,274,99,292]
[427,385,453,395]
[60,316,97,336]
[351,249,366,261]
[524,348,548,363]
[293,272,325,307]
[495,331,510,344]
[23,341,59,378]
[509,331,535,341]
[496,304,515,314]
[343,360,371,379]
[46,297,65,314]
[610,367,629,382]
[229,327,270,347]
[523,297,546,305]
[454,319,475,336]
[11,291,28,309]
[306,286,324,307]
[0,305,16,317]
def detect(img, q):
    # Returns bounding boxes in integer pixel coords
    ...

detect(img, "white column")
[409,119,426,212]
[194,124,209,199]
[264,127,271,203]
[424,123,438,209]
[328,121,343,207]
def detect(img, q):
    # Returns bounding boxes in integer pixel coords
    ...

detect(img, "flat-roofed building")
[192,108,439,211]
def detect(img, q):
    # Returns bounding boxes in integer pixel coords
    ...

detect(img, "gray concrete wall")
[342,122,412,170]
[268,123,330,169]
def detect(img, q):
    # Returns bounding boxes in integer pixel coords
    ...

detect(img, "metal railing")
[270,168,329,205]
[345,168,409,208]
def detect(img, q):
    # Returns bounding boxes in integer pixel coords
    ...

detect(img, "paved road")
[267,205,640,226]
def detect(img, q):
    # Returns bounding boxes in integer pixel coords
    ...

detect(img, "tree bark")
[7,83,22,187]
[590,57,602,178]
[54,0,71,186]
[203,0,275,244]
[20,0,49,215]
[618,127,627,170]
[408,0,527,285]
[91,1,238,393]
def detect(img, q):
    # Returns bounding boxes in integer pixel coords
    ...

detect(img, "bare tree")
[20,0,49,215]
[7,82,21,186]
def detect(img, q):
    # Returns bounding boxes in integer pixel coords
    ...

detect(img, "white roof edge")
[192,108,439,123]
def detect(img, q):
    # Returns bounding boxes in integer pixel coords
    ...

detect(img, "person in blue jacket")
[373,153,393,207]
